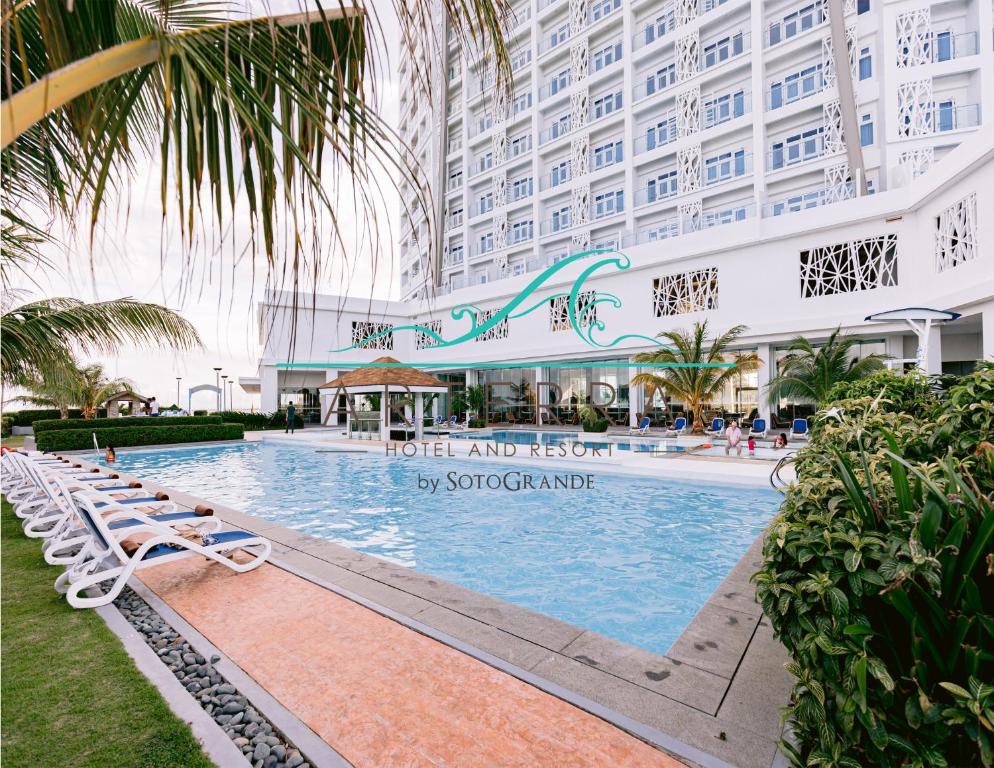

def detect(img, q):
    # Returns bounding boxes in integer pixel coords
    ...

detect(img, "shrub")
[193,410,208,416]
[755,365,994,767]
[582,418,609,433]
[1,416,12,437]
[825,370,937,416]
[468,418,486,428]
[4,408,106,427]
[36,423,245,452]
[216,410,304,430]
[33,416,222,433]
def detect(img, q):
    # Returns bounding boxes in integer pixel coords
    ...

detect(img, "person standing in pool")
[725,420,743,456]
[285,401,296,434]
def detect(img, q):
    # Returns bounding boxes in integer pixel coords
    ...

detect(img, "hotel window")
[857,0,869,13]
[549,69,570,96]
[705,149,746,184]
[703,32,744,68]
[860,114,874,147]
[548,24,568,50]
[511,177,534,200]
[771,126,824,169]
[476,112,492,134]
[549,113,571,140]
[644,9,676,45]
[592,41,622,72]
[646,114,677,150]
[771,189,824,216]
[647,170,677,202]
[704,205,748,226]
[646,63,676,96]
[593,189,624,218]
[551,206,571,232]
[550,160,570,187]
[935,99,955,132]
[513,92,532,114]
[510,220,534,243]
[478,232,494,253]
[590,0,621,22]
[510,134,531,157]
[858,47,872,81]
[477,152,493,173]
[703,90,745,128]
[449,245,465,264]
[478,192,494,214]
[592,90,623,119]
[768,1,825,46]
[593,139,624,169]
[935,30,952,62]
[510,50,531,72]
[770,64,822,109]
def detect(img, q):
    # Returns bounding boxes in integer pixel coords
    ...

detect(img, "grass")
[1,434,28,448]
[1,497,213,768]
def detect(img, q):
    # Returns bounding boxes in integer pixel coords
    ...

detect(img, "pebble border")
[114,587,312,768]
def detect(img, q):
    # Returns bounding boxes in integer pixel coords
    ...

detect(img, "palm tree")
[1,296,202,387]
[765,327,888,406]
[630,322,760,432]
[1,1,511,292]
[18,361,135,418]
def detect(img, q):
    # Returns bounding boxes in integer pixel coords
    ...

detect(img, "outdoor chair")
[749,418,768,439]
[629,416,651,435]
[704,417,725,437]
[790,418,810,440]
[664,417,689,437]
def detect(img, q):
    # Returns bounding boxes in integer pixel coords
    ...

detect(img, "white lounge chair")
[58,492,271,609]
[13,455,131,519]
[704,417,725,438]
[749,418,768,439]
[664,416,689,437]
[790,418,810,440]
[629,416,651,435]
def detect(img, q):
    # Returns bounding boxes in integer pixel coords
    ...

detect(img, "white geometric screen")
[570,90,589,130]
[493,172,507,207]
[824,162,853,203]
[571,41,589,82]
[572,231,591,251]
[415,319,443,349]
[935,193,978,272]
[823,99,845,153]
[549,291,598,331]
[799,235,898,297]
[494,212,508,249]
[679,199,703,233]
[351,321,394,350]
[678,146,702,193]
[571,183,591,225]
[677,87,701,138]
[677,0,698,26]
[677,33,699,81]
[492,132,507,165]
[896,9,931,68]
[899,147,933,179]
[474,308,509,341]
[569,0,586,33]
[897,78,933,138]
[570,135,590,177]
[652,267,718,316]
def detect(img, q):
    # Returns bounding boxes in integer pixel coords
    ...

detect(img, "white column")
[920,322,943,375]
[982,302,994,362]
[756,343,772,423]
[260,366,279,412]
[628,357,640,427]
[380,386,390,440]
[415,395,425,440]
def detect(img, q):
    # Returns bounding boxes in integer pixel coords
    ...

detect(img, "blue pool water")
[451,430,687,453]
[101,442,779,653]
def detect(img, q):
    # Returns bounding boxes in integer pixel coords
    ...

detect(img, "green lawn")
[1,498,213,768]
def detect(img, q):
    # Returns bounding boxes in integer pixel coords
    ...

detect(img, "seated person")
[773,433,788,449]
[725,420,743,456]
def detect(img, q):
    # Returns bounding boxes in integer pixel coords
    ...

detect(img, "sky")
[9,1,405,412]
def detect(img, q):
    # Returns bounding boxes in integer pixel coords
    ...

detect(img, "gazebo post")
[381,385,389,441]
[415,394,425,440]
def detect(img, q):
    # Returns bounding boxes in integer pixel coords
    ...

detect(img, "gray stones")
[113,587,308,768]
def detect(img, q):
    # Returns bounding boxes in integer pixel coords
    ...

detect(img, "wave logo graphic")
[335,249,665,352]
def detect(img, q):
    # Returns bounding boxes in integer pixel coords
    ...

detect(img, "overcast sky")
[11,1,404,411]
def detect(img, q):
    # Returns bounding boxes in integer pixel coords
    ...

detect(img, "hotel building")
[249,0,994,427]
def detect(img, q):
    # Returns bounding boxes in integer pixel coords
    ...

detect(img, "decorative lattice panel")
[351,321,394,350]
[549,291,598,331]
[677,87,701,138]
[570,90,589,130]
[896,8,931,68]
[415,320,443,349]
[493,85,508,123]
[678,146,702,193]
[799,235,898,297]
[652,267,718,316]
[822,36,836,87]
[823,99,845,153]
[572,231,591,251]
[680,200,702,232]
[899,147,933,179]
[824,162,853,203]
[571,41,589,82]
[897,78,933,137]
[494,252,509,270]
[677,0,698,26]
[494,212,508,249]
[844,0,856,15]
[475,308,509,341]
[846,25,858,76]
[571,184,590,226]
[677,33,699,81]
[935,193,978,272]
[570,135,590,178]
[493,172,507,208]
[569,0,586,34]
[492,131,507,165]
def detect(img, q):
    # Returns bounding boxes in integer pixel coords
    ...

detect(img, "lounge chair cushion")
[140,530,259,560]
[108,511,205,530]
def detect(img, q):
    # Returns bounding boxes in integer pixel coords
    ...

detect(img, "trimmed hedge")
[5,408,106,427]
[215,411,304,430]
[33,415,222,433]
[1,416,12,438]
[36,423,245,452]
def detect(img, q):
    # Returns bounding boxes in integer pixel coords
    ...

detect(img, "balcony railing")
[539,168,571,191]
[763,183,854,217]
[446,212,464,230]
[767,129,830,171]
[700,30,750,73]
[468,116,494,139]
[468,200,494,219]
[703,151,753,186]
[633,11,677,51]
[702,89,751,129]
[446,175,464,192]
[634,109,677,154]
[539,74,573,102]
[538,29,571,56]
[764,0,827,48]
[922,102,981,134]
[539,117,572,145]
[766,68,826,110]
[635,181,678,207]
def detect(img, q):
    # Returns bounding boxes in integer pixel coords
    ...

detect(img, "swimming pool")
[100,442,780,654]
[450,429,687,453]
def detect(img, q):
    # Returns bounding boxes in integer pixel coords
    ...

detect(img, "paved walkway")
[137,558,687,768]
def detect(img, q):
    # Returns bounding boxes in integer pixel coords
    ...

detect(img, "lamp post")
[176,377,182,409]
[228,380,235,411]
[213,367,222,412]
[221,375,228,411]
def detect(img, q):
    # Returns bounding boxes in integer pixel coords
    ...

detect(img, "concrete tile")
[529,654,780,768]
[702,535,766,618]
[412,604,551,671]
[561,631,727,714]
[716,620,793,740]
[667,604,759,680]
[290,536,382,573]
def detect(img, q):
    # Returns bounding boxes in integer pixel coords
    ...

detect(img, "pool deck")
[59,437,794,768]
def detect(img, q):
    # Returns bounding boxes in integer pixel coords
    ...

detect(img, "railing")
[538,0,563,11]
[701,201,754,229]
[508,225,535,245]
[588,0,622,26]
[538,29,571,56]
[764,1,827,48]
[510,49,533,73]
[468,116,493,139]
[468,200,494,219]
[589,38,624,75]
[469,156,494,178]
[634,109,677,154]
[508,180,535,202]
[924,102,981,134]
[633,65,676,101]
[508,135,533,159]
[447,138,463,155]
[703,151,753,187]
[539,74,573,102]
[633,11,677,51]
[700,30,750,73]
[446,175,463,192]
[442,251,465,268]
[702,89,751,129]
[770,452,796,493]
[902,30,979,65]
[539,117,572,145]
[766,68,827,111]
[468,241,495,258]
[540,215,573,236]
[634,181,678,207]
[539,168,571,191]
[763,183,854,217]
[767,129,829,171]
[446,212,464,230]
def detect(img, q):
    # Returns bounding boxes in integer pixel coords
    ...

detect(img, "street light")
[221,375,228,411]
[176,377,182,409]
[228,380,235,411]
[213,367,222,412]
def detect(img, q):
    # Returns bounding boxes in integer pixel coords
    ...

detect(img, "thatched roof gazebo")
[319,357,448,440]
[101,390,150,418]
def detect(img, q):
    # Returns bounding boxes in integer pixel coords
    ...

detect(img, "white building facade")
[255,0,994,425]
